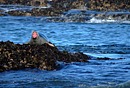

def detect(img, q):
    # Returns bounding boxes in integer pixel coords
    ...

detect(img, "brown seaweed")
[0,41,90,72]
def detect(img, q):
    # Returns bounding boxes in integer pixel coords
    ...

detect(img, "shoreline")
[0,5,130,23]
[0,0,129,17]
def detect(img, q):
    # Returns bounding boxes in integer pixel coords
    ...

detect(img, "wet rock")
[45,9,92,22]
[87,0,130,11]
[94,13,130,21]
[30,0,47,6]
[2,0,130,17]
[0,9,5,16]
[97,57,124,60]
[31,7,63,16]
[0,0,6,4]
[0,9,4,13]
[97,57,111,60]
[0,0,130,12]
[46,15,91,23]
[0,0,48,7]
[8,10,31,16]
[0,41,90,72]
[0,13,5,16]
[7,7,63,16]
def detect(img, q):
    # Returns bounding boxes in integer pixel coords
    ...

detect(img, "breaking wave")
[88,17,130,24]
[45,9,130,23]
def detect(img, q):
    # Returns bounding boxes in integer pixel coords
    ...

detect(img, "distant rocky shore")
[0,0,130,17]
[0,0,130,11]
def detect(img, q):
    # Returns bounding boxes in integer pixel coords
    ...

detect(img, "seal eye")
[32,31,38,39]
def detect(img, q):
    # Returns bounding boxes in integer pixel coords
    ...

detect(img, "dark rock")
[0,41,90,72]
[30,0,47,6]
[31,7,62,16]
[45,9,92,22]
[0,0,130,12]
[97,57,111,60]
[8,10,31,16]
[97,57,124,60]
[0,9,4,13]
[7,7,63,16]
[0,9,5,16]
[87,0,130,11]
[2,0,130,16]
[0,0,6,4]
[0,13,5,16]
[0,0,48,6]
[94,13,130,21]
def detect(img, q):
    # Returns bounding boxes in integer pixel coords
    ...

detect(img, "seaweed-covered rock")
[8,10,31,16]
[31,7,63,16]
[2,0,130,16]
[7,8,64,16]
[0,9,5,16]
[0,0,5,4]
[87,0,130,11]
[0,41,90,72]
[0,0,130,12]
[94,13,130,21]
[0,13,5,16]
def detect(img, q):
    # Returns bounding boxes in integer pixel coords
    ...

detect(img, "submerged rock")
[0,41,90,72]
[0,9,6,16]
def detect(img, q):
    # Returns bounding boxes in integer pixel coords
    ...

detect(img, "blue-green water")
[0,5,130,88]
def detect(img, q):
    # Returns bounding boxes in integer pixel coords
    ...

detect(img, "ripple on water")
[0,16,130,87]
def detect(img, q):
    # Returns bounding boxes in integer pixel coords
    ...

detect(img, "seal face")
[32,31,38,39]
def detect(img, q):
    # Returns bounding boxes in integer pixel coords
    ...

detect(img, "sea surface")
[0,5,130,88]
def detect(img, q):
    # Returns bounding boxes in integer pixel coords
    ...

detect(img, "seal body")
[28,36,48,45]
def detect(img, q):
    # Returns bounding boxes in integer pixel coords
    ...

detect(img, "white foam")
[122,21,130,24]
[0,5,33,12]
[88,17,130,24]
[88,17,116,23]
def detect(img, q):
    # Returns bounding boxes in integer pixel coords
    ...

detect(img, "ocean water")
[0,5,130,88]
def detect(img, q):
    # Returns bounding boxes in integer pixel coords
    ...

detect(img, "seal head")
[32,31,39,39]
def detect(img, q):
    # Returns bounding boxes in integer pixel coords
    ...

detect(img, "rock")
[0,41,90,72]
[0,9,5,16]
[94,13,130,21]
[0,0,47,6]
[0,9,4,13]
[0,0,130,12]
[0,13,5,16]
[8,10,32,16]
[97,57,111,60]
[31,7,62,16]
[87,0,130,11]
[30,0,47,6]
[7,7,63,16]
[2,0,130,16]
[0,0,6,4]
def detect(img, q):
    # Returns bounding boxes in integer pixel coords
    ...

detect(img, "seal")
[27,30,54,47]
